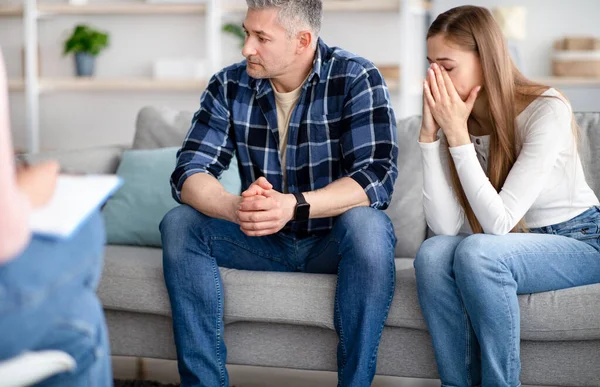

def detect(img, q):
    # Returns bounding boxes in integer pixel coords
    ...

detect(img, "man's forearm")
[180,173,240,223]
[304,177,370,219]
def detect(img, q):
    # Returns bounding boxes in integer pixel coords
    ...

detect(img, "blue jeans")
[414,206,600,387]
[160,205,397,387]
[0,211,112,386]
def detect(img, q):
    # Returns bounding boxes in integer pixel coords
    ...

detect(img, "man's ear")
[296,30,313,53]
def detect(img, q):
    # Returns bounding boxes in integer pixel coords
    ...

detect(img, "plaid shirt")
[171,38,398,235]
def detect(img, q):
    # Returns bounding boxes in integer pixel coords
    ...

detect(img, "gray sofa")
[31,107,600,386]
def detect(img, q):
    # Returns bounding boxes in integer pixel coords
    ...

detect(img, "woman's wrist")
[445,129,471,148]
[419,129,438,143]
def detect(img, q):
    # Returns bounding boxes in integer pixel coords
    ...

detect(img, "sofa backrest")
[575,112,600,197]
[131,107,600,258]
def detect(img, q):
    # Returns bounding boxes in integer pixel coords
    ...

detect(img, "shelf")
[8,76,397,93]
[8,78,208,92]
[8,79,24,91]
[37,3,206,16]
[533,76,600,87]
[2,1,430,16]
[224,0,430,13]
[7,63,399,92]
[6,76,415,93]
[0,4,22,16]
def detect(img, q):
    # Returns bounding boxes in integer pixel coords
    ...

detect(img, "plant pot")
[75,52,95,77]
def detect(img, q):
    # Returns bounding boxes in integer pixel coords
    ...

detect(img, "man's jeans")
[0,211,112,386]
[414,206,600,387]
[160,205,397,387]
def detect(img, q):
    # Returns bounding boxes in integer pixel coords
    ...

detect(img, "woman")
[0,49,112,385]
[414,5,600,386]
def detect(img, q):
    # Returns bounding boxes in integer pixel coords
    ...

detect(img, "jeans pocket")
[556,221,600,241]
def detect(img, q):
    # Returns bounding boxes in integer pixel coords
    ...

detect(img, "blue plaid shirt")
[172,38,398,235]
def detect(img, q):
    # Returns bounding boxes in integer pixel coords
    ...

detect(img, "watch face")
[296,203,310,221]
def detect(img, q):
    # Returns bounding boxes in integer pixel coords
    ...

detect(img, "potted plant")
[63,24,109,77]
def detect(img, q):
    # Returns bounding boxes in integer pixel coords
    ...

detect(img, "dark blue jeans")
[160,205,397,387]
[0,211,112,386]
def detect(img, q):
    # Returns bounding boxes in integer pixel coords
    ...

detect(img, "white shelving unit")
[2,0,431,152]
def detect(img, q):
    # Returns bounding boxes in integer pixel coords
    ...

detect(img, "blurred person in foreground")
[0,48,112,386]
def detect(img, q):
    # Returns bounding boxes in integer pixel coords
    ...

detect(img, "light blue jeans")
[414,206,600,387]
[0,211,112,386]
[160,205,397,387]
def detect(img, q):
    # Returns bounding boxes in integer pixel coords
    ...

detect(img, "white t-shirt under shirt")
[271,80,304,192]
[419,88,600,235]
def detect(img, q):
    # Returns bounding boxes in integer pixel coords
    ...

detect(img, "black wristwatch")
[292,192,310,222]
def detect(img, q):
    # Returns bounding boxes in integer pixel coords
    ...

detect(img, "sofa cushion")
[102,147,242,247]
[102,147,180,247]
[575,112,600,197]
[26,145,126,175]
[133,106,192,150]
[385,115,427,257]
[98,245,600,341]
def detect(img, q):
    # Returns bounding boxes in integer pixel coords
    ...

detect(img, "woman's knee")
[414,235,463,277]
[453,234,507,281]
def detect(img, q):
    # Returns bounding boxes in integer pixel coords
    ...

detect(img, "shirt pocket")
[306,112,342,144]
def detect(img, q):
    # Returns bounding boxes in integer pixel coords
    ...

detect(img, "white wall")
[432,0,600,113]
[2,0,410,151]
[1,0,599,151]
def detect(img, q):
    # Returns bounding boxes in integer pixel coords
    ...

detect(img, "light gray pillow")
[575,112,600,198]
[384,115,427,258]
[133,106,194,150]
[26,145,126,175]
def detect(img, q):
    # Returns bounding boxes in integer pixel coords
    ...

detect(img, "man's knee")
[160,204,209,243]
[336,207,396,269]
[337,207,395,244]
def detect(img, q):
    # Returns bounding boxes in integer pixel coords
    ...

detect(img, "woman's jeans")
[414,206,600,387]
[0,211,112,386]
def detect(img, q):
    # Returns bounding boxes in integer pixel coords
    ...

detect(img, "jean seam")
[460,293,473,387]
[497,258,517,385]
[334,275,347,386]
[210,257,226,387]
[366,235,396,374]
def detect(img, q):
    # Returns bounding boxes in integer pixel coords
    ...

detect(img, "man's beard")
[246,60,271,79]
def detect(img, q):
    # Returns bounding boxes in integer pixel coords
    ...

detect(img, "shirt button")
[475,138,481,145]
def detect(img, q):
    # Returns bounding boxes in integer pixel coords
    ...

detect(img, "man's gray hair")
[246,0,322,41]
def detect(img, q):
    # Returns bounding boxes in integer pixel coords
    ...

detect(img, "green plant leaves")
[64,24,109,56]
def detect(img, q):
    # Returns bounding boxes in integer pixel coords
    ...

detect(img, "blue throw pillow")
[102,147,241,247]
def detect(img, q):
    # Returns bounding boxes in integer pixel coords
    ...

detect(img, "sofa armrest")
[24,145,128,175]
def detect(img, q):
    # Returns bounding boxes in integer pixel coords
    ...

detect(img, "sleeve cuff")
[417,138,441,149]
[448,143,477,162]
[347,169,385,209]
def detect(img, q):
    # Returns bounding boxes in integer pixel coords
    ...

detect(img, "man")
[160,0,399,386]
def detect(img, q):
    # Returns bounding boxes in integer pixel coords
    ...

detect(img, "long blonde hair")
[428,5,553,233]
